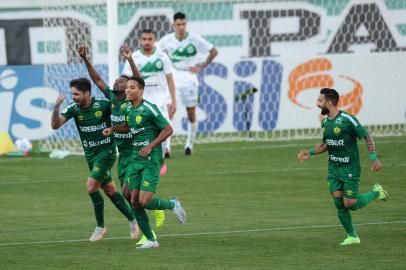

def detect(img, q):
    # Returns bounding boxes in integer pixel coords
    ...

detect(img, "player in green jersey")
[297,88,388,246]
[103,76,186,249]
[77,45,166,233]
[51,78,139,242]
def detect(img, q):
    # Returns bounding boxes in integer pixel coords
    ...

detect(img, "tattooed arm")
[51,95,67,130]
[365,135,382,171]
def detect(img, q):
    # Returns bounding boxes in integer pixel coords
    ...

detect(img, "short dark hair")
[70,78,91,93]
[141,29,156,36]
[129,76,145,89]
[320,88,339,106]
[119,74,130,80]
[174,12,186,21]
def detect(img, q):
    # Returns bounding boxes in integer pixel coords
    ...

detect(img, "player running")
[158,12,218,156]
[77,45,165,235]
[103,76,186,249]
[297,88,388,246]
[51,78,139,242]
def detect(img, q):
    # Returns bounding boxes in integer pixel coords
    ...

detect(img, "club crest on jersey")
[155,60,163,69]
[135,115,142,124]
[95,111,103,117]
[334,127,341,135]
[78,115,85,121]
[187,45,195,54]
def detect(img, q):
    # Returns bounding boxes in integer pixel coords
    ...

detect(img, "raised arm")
[365,135,382,171]
[297,143,328,161]
[51,94,68,130]
[139,124,173,157]
[77,46,107,94]
[121,43,142,78]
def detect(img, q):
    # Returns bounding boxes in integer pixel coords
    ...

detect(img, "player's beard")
[320,106,329,115]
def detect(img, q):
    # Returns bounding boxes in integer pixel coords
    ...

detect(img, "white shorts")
[174,70,199,108]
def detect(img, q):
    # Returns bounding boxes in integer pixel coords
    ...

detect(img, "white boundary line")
[0,220,405,247]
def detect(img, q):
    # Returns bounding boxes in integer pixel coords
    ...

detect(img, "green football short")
[87,151,115,186]
[327,176,360,199]
[117,154,131,186]
[125,160,161,192]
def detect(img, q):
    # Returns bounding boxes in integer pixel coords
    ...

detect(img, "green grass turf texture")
[0,136,405,270]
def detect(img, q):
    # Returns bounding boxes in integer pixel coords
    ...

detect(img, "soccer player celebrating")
[77,45,165,236]
[51,78,139,242]
[297,88,389,246]
[103,76,186,249]
[122,29,176,161]
[158,12,218,156]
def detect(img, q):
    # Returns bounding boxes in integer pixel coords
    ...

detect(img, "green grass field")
[0,136,405,270]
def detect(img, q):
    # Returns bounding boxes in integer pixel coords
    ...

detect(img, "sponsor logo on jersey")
[135,115,142,124]
[113,132,132,139]
[95,110,103,117]
[111,115,125,123]
[79,122,107,133]
[130,127,145,134]
[93,102,101,109]
[78,115,84,121]
[334,127,341,135]
[329,154,349,163]
[326,139,344,146]
[334,117,343,123]
[86,136,111,148]
[133,140,149,147]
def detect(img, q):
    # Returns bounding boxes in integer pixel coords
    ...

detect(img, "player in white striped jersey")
[158,12,218,156]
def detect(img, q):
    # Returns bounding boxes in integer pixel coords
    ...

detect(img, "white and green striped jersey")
[157,32,214,71]
[122,48,172,105]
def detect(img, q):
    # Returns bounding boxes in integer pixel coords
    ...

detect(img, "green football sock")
[89,191,104,227]
[334,198,357,237]
[143,196,175,210]
[108,192,135,221]
[133,207,155,241]
[348,191,380,211]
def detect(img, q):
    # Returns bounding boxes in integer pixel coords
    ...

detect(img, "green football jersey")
[103,86,133,156]
[124,99,169,163]
[61,97,114,160]
[321,110,369,178]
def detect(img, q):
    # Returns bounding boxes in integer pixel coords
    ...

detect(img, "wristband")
[309,149,315,156]
[369,153,377,161]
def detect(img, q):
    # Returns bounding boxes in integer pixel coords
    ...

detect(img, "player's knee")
[343,199,357,208]
[331,190,343,198]
[131,197,141,208]
[139,197,152,207]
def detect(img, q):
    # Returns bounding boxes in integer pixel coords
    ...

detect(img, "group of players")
[51,12,216,249]
[51,11,390,248]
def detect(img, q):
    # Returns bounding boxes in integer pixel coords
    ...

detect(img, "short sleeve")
[194,34,214,53]
[145,103,169,129]
[162,53,173,75]
[60,104,75,121]
[103,85,113,99]
[346,114,368,139]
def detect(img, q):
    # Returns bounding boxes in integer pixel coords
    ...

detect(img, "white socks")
[185,121,197,149]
